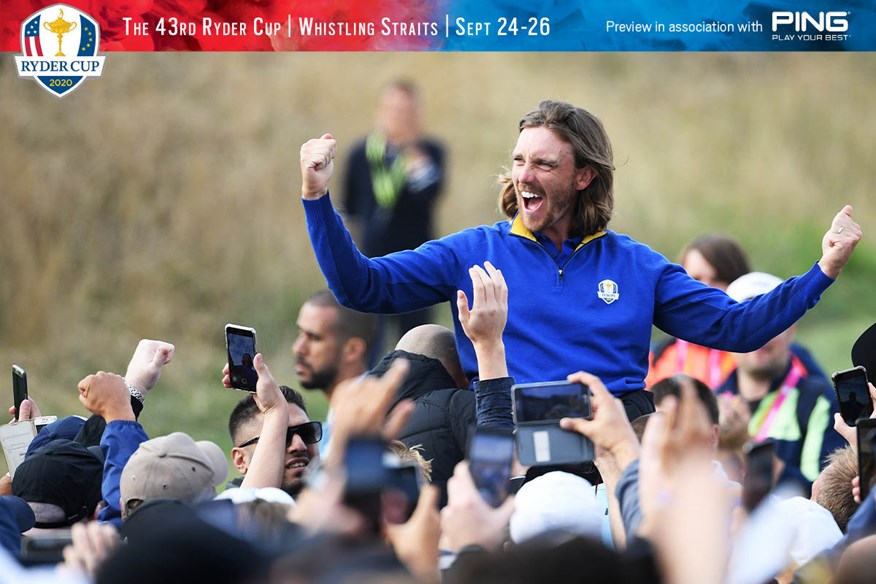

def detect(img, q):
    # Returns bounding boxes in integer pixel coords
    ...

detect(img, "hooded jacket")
[374,350,476,494]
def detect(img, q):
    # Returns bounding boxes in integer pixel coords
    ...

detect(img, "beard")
[743,357,789,382]
[282,475,306,497]
[298,364,339,391]
[515,181,578,236]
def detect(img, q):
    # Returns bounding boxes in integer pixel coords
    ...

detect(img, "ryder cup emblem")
[597,279,620,305]
[15,4,105,97]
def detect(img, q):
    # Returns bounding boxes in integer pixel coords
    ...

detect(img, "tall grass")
[1,53,874,474]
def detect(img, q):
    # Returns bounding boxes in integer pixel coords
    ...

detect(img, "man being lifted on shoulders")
[298,99,861,419]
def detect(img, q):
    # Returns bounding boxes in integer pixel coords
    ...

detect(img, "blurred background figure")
[342,79,447,350]
[716,272,842,495]
[647,233,827,390]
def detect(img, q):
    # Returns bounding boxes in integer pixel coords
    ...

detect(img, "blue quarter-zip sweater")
[304,195,833,396]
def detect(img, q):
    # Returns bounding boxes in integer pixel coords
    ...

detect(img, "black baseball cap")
[12,439,103,527]
[852,322,876,380]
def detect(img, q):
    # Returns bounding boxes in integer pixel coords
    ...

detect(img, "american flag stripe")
[23,16,42,57]
[28,36,42,57]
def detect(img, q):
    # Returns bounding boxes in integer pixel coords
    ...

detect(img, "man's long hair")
[498,100,615,237]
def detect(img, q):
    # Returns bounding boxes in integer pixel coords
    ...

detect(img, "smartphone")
[342,436,386,532]
[857,419,876,501]
[832,366,872,426]
[742,439,775,512]
[513,381,592,424]
[468,427,514,507]
[513,381,595,466]
[384,461,421,524]
[20,535,73,566]
[225,324,258,391]
[12,365,28,421]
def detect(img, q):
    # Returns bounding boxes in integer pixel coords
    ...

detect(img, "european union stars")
[79,21,95,55]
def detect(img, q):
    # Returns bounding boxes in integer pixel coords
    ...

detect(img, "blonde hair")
[388,440,432,483]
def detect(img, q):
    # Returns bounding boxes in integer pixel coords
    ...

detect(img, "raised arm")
[818,205,861,279]
[458,262,514,430]
[457,261,508,381]
[222,354,287,490]
[300,133,337,200]
[299,135,458,315]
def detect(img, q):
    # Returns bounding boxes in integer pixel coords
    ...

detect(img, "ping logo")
[15,4,106,97]
[771,11,849,32]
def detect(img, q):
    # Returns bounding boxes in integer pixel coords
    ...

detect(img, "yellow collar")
[509,215,606,249]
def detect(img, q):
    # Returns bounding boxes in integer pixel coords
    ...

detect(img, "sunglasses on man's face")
[238,421,323,448]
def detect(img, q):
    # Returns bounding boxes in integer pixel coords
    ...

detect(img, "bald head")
[396,324,467,388]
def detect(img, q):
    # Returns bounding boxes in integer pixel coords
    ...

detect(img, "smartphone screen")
[12,365,28,421]
[513,381,591,424]
[742,440,775,512]
[225,324,258,391]
[342,437,386,533]
[384,463,420,524]
[833,366,872,426]
[469,428,514,507]
[857,419,876,501]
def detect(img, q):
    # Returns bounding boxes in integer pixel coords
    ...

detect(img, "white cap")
[726,272,784,302]
[509,471,601,543]
[778,496,842,566]
[215,486,296,507]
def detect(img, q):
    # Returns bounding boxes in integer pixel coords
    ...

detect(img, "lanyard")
[753,359,805,442]
[675,340,725,388]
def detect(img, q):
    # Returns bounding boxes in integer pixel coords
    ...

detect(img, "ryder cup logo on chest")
[15,4,105,97]
[597,279,619,305]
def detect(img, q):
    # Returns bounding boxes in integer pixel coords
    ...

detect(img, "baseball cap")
[120,432,227,513]
[105,499,265,584]
[215,487,296,507]
[0,496,36,533]
[509,471,601,543]
[852,322,876,380]
[778,496,842,566]
[0,495,36,558]
[12,439,103,527]
[25,415,87,457]
[726,272,784,303]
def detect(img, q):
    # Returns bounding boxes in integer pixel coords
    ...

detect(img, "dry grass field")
[1,53,874,474]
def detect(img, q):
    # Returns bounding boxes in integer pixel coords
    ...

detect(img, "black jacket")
[373,350,476,501]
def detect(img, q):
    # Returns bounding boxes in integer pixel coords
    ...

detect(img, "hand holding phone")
[512,381,595,466]
[225,324,258,391]
[12,365,28,421]
[832,366,872,426]
[468,428,514,507]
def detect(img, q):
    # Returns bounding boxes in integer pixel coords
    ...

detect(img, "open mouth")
[521,190,543,212]
[286,459,309,470]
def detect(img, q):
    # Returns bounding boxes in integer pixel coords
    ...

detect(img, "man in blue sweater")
[298,100,861,416]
